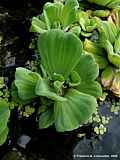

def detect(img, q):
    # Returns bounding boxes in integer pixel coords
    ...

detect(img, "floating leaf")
[76,81,102,98]
[105,40,120,68]
[84,39,108,69]
[0,100,10,145]
[44,2,63,28]
[30,17,47,34]
[75,54,99,81]
[0,127,9,146]
[87,0,120,8]
[54,89,97,132]
[43,0,79,29]
[92,10,110,17]
[38,29,82,79]
[15,67,40,101]
[39,107,54,128]
[62,0,79,27]
[75,54,102,97]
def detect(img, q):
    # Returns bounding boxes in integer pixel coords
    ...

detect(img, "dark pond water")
[0,1,120,160]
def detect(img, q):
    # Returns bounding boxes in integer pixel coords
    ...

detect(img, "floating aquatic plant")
[30,0,80,35]
[13,29,102,132]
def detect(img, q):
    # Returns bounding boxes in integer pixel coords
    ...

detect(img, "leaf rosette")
[30,0,80,35]
[14,29,102,132]
[84,10,120,97]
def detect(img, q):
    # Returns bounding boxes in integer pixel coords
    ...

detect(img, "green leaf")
[44,2,63,28]
[76,81,102,98]
[39,107,54,128]
[92,10,110,18]
[87,0,110,6]
[52,73,64,82]
[81,31,92,37]
[107,0,120,8]
[99,21,117,45]
[99,18,119,50]
[54,89,97,132]
[75,54,102,97]
[75,54,99,81]
[114,32,120,53]
[87,0,120,8]
[78,11,89,31]
[37,29,82,79]
[70,26,81,36]
[15,67,40,101]
[35,78,67,102]
[69,70,81,83]
[30,17,47,34]
[62,0,79,27]
[105,40,120,68]
[0,127,9,146]
[42,0,79,29]
[11,82,29,104]
[84,39,108,69]
[0,100,10,145]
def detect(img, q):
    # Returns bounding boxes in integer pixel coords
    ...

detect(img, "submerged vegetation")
[1,1,120,155]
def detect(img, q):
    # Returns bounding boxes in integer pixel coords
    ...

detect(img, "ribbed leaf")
[38,29,82,79]
[92,10,110,18]
[76,81,102,98]
[107,0,120,8]
[15,67,40,101]
[105,40,120,68]
[75,54,99,81]
[62,0,79,27]
[44,2,63,28]
[54,89,97,132]
[99,20,118,44]
[0,127,9,146]
[0,100,10,138]
[30,17,47,34]
[75,54,102,97]
[87,0,120,8]
[39,107,54,129]
[87,0,110,6]
[84,39,108,69]
[114,32,120,53]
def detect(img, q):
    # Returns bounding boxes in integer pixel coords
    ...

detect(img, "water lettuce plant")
[78,11,99,37]
[31,0,81,35]
[13,29,102,132]
[84,9,120,97]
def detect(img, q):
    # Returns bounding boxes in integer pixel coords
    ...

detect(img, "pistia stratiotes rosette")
[13,29,102,132]
[99,13,120,96]
[30,0,101,37]
[78,11,100,37]
[84,11,120,97]
[30,0,81,36]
